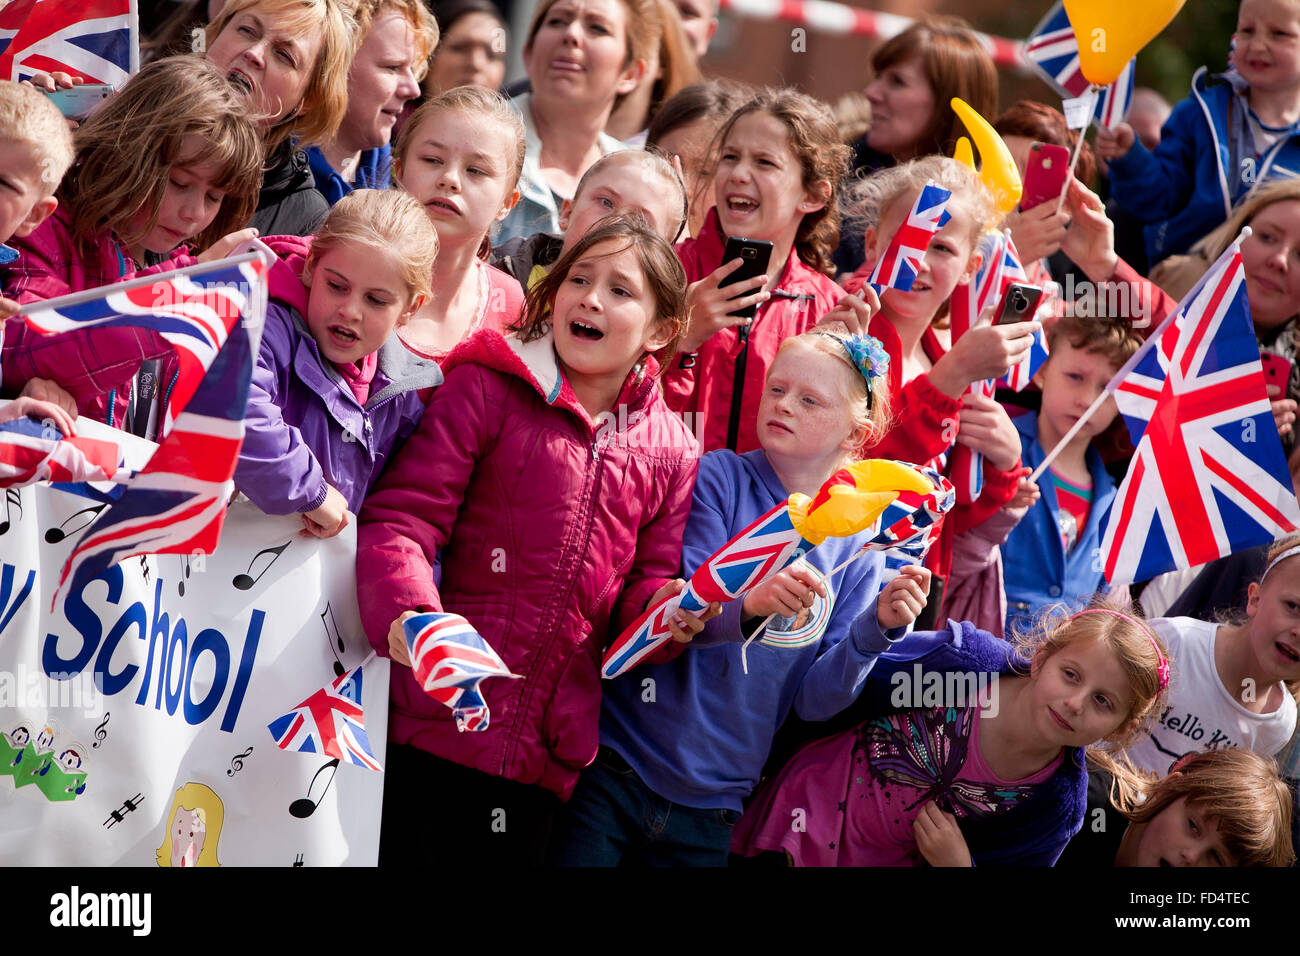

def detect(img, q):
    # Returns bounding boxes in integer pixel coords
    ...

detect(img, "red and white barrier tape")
[717,0,1029,72]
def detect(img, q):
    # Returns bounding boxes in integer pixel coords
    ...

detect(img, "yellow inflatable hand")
[953,136,975,170]
[789,459,934,545]
[951,97,1022,222]
[1064,0,1186,87]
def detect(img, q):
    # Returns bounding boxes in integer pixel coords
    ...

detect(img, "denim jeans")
[551,748,740,867]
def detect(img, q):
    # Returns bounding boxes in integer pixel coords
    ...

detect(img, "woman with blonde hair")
[204,0,358,233]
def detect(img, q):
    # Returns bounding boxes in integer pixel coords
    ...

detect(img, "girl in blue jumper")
[551,326,933,866]
[234,189,442,538]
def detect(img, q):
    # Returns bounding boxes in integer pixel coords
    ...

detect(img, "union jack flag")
[602,501,807,678]
[947,232,1042,503]
[403,613,521,733]
[1099,243,1300,585]
[0,413,121,488]
[995,239,1053,392]
[867,181,952,294]
[23,257,267,440]
[0,0,137,85]
[1024,1,1135,131]
[36,256,268,606]
[268,661,383,770]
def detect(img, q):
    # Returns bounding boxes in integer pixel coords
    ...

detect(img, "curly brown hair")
[712,88,851,276]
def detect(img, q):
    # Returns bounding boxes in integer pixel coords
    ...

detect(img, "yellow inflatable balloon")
[952,136,975,170]
[950,97,1022,221]
[789,459,933,545]
[1063,0,1186,87]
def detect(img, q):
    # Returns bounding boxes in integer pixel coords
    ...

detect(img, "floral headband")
[813,331,889,410]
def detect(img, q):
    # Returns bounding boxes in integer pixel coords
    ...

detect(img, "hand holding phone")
[1020,142,1071,212]
[719,237,774,321]
[44,83,113,119]
[994,282,1044,325]
[1262,352,1293,398]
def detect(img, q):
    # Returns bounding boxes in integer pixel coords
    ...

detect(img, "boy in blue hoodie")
[1000,314,1142,634]
[1098,0,1300,265]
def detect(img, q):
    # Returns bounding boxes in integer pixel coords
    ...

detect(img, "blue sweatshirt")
[304,144,393,207]
[598,448,899,812]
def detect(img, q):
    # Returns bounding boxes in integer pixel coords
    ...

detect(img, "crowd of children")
[2,0,1300,868]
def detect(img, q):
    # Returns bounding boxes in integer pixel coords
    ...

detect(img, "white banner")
[0,421,386,866]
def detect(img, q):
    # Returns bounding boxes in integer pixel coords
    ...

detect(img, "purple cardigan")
[234,300,442,515]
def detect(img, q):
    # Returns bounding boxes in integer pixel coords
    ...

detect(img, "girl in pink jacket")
[357,218,704,866]
[663,88,858,454]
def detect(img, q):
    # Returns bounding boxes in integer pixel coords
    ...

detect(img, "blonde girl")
[391,86,527,360]
[554,326,943,867]
[235,189,440,537]
[732,596,1171,866]
[1058,747,1295,867]
[1128,534,1300,778]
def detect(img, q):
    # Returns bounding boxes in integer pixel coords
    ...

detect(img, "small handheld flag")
[403,613,521,733]
[268,655,383,770]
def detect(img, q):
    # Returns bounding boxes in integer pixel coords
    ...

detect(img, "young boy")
[999,314,1142,633]
[491,149,687,288]
[1099,0,1300,265]
[0,81,77,428]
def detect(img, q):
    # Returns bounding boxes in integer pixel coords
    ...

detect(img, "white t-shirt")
[1125,617,1298,776]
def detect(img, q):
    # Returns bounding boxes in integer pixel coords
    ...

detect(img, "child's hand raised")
[1008,472,1041,510]
[1059,179,1119,284]
[386,610,421,666]
[741,560,826,620]
[876,564,931,630]
[914,802,972,867]
[816,289,880,335]
[197,228,260,264]
[645,578,722,644]
[929,322,1037,398]
[1004,203,1070,264]
[954,392,1022,473]
[301,485,349,538]
[1094,122,1136,162]
[1271,395,1297,437]
[679,259,771,354]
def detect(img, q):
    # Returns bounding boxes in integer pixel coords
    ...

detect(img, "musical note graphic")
[232,540,291,591]
[0,489,22,535]
[293,853,304,867]
[91,713,110,749]
[320,601,347,677]
[139,554,151,584]
[103,792,144,829]
[288,758,339,819]
[178,554,192,596]
[44,505,106,544]
[226,746,254,777]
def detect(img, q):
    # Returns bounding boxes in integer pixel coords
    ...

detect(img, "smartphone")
[1020,142,1071,212]
[995,282,1044,325]
[719,236,773,322]
[45,84,114,119]
[1261,352,1293,397]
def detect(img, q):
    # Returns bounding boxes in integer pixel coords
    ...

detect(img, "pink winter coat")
[0,206,193,424]
[356,328,700,798]
[663,208,844,453]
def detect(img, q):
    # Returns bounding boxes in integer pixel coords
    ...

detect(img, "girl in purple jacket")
[233,189,441,537]
[357,217,705,866]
